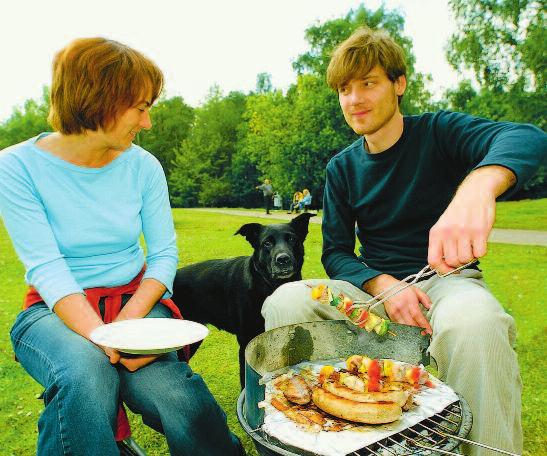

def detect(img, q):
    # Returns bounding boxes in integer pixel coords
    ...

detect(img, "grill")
[237,391,472,455]
[238,320,471,456]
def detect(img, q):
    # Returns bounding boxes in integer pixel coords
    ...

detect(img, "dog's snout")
[275,253,291,266]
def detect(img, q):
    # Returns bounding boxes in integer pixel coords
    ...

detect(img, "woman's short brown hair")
[327,27,406,92]
[48,37,164,135]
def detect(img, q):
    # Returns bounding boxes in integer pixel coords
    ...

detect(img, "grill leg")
[117,437,147,456]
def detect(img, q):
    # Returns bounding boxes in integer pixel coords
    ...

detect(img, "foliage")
[445,0,546,196]
[137,96,194,178]
[447,0,545,92]
[169,88,247,207]
[0,87,50,149]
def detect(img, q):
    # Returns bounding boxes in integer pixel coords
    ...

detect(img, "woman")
[0,38,244,455]
[297,189,312,212]
[287,190,304,214]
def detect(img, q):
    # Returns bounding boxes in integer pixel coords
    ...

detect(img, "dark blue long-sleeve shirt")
[321,110,546,289]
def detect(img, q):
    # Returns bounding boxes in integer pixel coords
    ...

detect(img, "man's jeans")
[11,302,244,456]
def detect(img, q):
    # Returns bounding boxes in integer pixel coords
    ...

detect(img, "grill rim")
[237,390,472,456]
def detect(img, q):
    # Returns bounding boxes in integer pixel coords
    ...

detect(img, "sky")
[1,0,460,123]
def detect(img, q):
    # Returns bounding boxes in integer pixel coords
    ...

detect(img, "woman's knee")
[52,356,119,404]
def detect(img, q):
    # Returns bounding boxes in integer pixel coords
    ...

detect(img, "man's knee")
[431,293,516,357]
[262,281,312,330]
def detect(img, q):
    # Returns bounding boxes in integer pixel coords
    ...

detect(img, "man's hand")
[428,166,516,274]
[119,354,160,372]
[364,274,432,334]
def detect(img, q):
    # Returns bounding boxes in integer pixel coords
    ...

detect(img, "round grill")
[237,391,472,456]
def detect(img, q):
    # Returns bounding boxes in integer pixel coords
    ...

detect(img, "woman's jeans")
[10,302,244,456]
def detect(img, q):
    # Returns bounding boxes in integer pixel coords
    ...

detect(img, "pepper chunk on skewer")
[310,284,392,336]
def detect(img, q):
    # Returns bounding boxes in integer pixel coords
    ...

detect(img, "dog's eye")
[263,239,274,248]
[286,235,296,243]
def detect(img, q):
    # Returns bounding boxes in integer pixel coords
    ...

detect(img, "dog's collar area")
[251,257,279,290]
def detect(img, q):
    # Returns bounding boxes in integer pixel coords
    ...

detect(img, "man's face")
[338,66,406,136]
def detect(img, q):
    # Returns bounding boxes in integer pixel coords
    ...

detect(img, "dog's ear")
[289,213,315,240]
[235,223,263,249]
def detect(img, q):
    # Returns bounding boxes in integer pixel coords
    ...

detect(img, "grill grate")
[355,401,467,455]
[241,395,472,456]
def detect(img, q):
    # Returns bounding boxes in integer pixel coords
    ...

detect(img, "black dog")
[172,213,315,386]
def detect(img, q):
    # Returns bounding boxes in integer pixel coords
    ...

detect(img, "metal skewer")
[350,259,478,310]
[434,432,520,456]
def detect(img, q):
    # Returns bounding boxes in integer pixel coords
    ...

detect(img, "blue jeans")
[10,301,244,456]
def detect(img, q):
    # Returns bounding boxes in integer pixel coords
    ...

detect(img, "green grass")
[0,209,545,455]
[494,198,547,230]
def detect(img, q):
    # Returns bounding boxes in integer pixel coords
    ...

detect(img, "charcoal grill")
[237,320,474,456]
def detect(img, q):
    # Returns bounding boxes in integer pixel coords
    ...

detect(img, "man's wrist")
[458,165,516,199]
[363,274,395,295]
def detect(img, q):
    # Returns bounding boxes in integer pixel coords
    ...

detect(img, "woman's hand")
[119,354,160,372]
[364,274,432,334]
[101,345,121,364]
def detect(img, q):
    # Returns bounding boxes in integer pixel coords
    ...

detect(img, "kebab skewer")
[309,284,394,336]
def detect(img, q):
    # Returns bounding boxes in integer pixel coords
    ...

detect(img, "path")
[191,208,547,247]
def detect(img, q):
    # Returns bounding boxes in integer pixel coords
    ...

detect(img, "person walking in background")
[261,27,546,455]
[256,178,273,214]
[0,37,244,456]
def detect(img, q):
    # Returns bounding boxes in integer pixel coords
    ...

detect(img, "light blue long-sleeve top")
[0,133,178,310]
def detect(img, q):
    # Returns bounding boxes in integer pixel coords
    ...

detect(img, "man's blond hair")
[327,27,406,93]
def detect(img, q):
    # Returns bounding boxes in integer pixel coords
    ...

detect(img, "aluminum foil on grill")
[259,359,459,456]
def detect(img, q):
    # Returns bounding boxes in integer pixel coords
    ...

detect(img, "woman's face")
[103,98,152,151]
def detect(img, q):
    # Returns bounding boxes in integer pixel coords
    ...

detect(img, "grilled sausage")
[312,387,402,424]
[322,380,411,407]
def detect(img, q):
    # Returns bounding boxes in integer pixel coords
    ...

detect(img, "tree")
[446,0,546,128]
[255,72,273,94]
[0,87,50,149]
[169,88,247,207]
[137,96,194,178]
[446,0,546,197]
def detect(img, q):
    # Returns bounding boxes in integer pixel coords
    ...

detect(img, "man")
[262,28,546,455]
[256,178,274,214]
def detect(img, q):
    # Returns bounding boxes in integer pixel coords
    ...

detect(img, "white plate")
[90,318,209,354]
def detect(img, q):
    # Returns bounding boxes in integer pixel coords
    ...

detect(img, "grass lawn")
[0,209,545,455]
[494,198,547,230]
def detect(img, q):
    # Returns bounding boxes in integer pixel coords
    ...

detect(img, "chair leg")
[117,437,147,456]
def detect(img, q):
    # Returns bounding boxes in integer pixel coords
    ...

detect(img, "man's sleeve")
[433,111,547,199]
[321,160,382,289]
